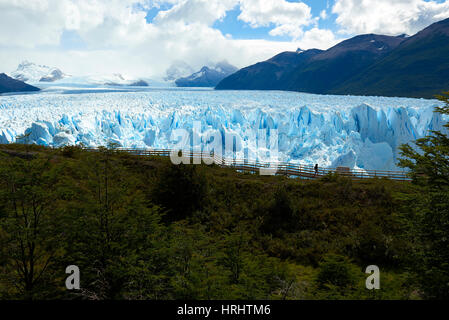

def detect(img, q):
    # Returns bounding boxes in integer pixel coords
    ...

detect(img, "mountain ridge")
[176,61,238,87]
[216,49,323,90]
[216,18,449,99]
[0,73,41,94]
[331,18,449,98]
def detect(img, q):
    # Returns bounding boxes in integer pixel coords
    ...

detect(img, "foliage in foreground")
[0,143,419,300]
[399,92,449,299]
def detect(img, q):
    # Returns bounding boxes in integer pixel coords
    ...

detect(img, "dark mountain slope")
[216,18,449,98]
[215,49,323,90]
[283,34,405,93]
[216,34,404,93]
[333,18,449,98]
[0,73,41,94]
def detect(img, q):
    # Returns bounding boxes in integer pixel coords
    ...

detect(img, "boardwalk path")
[91,148,411,182]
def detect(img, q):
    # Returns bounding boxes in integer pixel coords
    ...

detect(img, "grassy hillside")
[0,144,431,300]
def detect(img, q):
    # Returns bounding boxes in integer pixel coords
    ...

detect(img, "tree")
[0,155,64,299]
[260,186,296,235]
[399,92,449,299]
[316,254,357,289]
[153,164,209,222]
[59,148,164,300]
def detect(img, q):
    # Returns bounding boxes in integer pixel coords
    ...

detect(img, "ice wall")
[0,89,446,170]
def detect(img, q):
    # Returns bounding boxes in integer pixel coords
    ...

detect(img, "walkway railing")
[86,147,411,181]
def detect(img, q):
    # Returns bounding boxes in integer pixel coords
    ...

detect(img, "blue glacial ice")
[0,88,446,171]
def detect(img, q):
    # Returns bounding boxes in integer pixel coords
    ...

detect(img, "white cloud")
[0,0,67,47]
[296,28,341,50]
[269,24,304,39]
[320,10,327,20]
[0,0,151,48]
[154,0,238,26]
[333,0,449,36]
[238,0,314,39]
[0,38,302,79]
[0,0,339,78]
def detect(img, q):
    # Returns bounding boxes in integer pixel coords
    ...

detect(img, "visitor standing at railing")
[314,164,319,177]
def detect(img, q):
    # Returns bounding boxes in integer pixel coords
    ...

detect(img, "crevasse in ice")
[0,88,446,170]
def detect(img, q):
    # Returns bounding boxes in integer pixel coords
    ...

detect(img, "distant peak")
[19,60,33,66]
[18,60,48,68]
[11,60,67,83]
[113,73,125,80]
[17,60,35,69]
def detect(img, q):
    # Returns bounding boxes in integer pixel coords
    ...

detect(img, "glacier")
[0,88,446,171]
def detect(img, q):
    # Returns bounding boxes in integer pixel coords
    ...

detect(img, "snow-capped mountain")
[9,61,170,87]
[165,61,195,82]
[175,61,238,87]
[86,73,139,86]
[10,61,69,83]
[38,73,158,87]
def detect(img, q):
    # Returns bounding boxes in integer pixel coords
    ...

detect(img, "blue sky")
[208,0,449,41]
[1,0,449,78]
[211,0,333,42]
[140,0,336,42]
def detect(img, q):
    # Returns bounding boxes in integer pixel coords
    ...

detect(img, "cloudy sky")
[1,0,449,79]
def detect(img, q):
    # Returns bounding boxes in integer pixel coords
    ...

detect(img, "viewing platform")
[87,148,411,182]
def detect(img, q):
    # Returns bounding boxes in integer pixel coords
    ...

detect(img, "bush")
[260,186,296,235]
[316,254,357,289]
[153,163,209,222]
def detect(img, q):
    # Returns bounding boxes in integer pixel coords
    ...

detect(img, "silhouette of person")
[314,164,319,177]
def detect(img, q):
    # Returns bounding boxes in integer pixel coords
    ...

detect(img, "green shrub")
[316,254,357,289]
